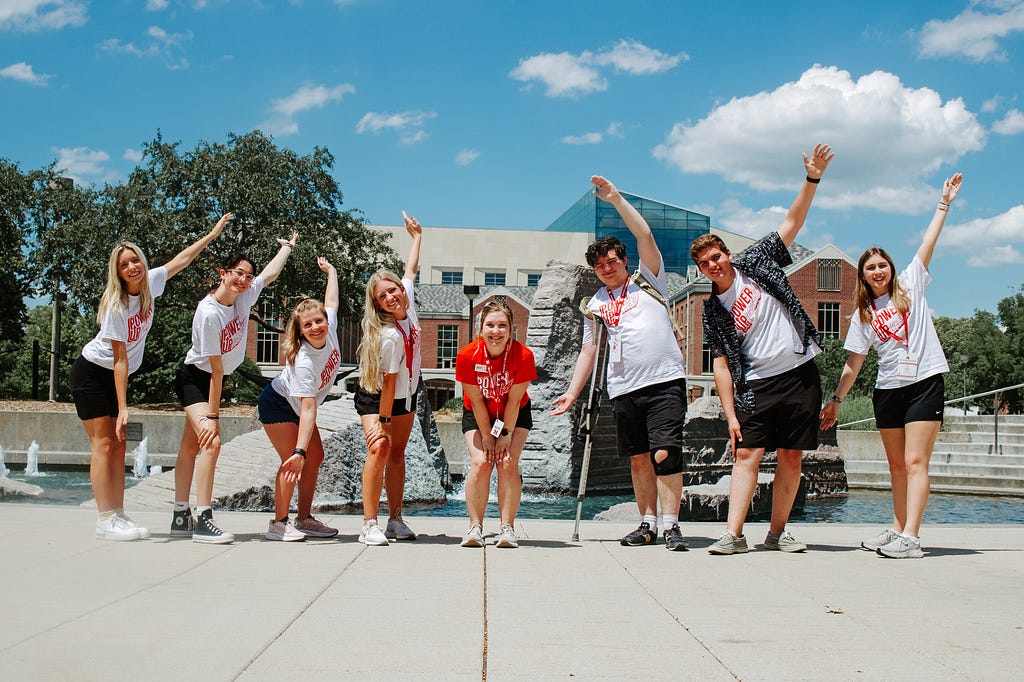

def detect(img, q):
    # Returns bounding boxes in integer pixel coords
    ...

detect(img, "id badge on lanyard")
[395,321,417,410]
[605,282,628,364]
[608,328,622,364]
[897,354,918,379]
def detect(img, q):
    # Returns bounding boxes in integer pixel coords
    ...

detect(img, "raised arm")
[163,213,231,279]
[259,231,298,285]
[318,257,338,310]
[777,144,835,247]
[591,175,662,276]
[917,173,962,269]
[401,211,423,281]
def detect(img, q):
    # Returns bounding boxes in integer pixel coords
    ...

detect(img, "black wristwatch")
[500,428,509,437]
[378,415,392,424]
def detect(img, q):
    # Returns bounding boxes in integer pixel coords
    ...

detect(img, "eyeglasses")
[593,258,623,270]
[227,269,255,282]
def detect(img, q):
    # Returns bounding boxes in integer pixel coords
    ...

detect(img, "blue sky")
[2,0,1023,318]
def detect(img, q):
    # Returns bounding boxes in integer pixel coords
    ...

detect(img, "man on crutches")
[569,304,606,543]
[551,175,689,551]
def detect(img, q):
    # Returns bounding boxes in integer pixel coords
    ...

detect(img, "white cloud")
[592,39,687,75]
[993,108,1024,134]
[123,148,144,163]
[260,83,356,136]
[0,0,86,32]
[145,0,169,10]
[355,110,437,144]
[510,39,684,98]
[943,205,1024,249]
[99,38,160,57]
[455,149,479,166]
[561,121,625,145]
[967,244,1024,267]
[710,199,789,239]
[52,146,112,184]
[981,95,1003,112]
[917,1,1024,62]
[0,61,52,86]
[98,25,192,67]
[147,25,188,47]
[653,65,985,215]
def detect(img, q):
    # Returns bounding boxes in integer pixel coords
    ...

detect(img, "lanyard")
[603,282,630,327]
[476,340,510,415]
[870,299,909,347]
[394,319,417,382]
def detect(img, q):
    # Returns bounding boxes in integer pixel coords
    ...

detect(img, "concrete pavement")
[1,506,1022,681]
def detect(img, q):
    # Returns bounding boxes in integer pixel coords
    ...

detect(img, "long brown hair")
[357,270,408,393]
[855,247,910,323]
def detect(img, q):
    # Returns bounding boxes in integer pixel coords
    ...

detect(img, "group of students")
[70,142,962,558]
[70,209,537,548]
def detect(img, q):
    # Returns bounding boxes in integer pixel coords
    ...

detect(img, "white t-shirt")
[378,278,422,406]
[81,267,168,374]
[271,307,341,415]
[844,256,948,389]
[715,268,819,380]
[583,257,685,400]
[184,276,265,375]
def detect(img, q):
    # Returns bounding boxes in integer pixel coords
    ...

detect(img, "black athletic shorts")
[738,360,821,452]
[353,384,418,417]
[175,363,213,408]
[611,378,686,458]
[873,373,945,428]
[461,399,534,434]
[70,355,118,421]
[257,383,300,425]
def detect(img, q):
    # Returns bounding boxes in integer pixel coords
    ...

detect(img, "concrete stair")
[842,415,1024,496]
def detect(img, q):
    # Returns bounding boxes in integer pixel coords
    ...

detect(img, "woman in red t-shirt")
[455,300,537,549]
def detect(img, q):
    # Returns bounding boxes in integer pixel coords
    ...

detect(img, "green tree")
[0,305,92,400]
[0,159,34,344]
[814,335,878,401]
[995,287,1024,410]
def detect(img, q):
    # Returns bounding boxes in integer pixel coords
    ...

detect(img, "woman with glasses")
[70,214,229,541]
[171,233,298,544]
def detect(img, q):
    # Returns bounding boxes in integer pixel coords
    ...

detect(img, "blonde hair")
[280,297,326,367]
[97,242,152,325]
[477,300,514,338]
[357,270,407,393]
[855,247,910,324]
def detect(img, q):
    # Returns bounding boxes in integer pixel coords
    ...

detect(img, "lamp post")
[960,354,970,415]
[47,176,74,402]
[463,285,480,345]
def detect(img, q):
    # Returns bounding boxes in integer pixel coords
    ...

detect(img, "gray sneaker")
[877,534,923,559]
[495,523,519,548]
[764,529,807,553]
[708,530,748,555]
[460,524,484,548]
[861,528,900,552]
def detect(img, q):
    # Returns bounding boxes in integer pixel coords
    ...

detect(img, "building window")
[818,302,841,339]
[256,302,280,364]
[701,342,713,374]
[437,325,459,369]
[484,272,506,286]
[817,259,841,292]
[527,273,541,287]
[441,270,463,285]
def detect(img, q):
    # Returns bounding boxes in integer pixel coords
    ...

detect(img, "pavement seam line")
[482,542,489,682]
[601,540,741,680]
[233,544,366,680]
[0,545,231,655]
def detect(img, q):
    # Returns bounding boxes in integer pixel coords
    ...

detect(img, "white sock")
[642,514,658,531]
[662,514,678,531]
[901,532,920,543]
[173,501,190,512]
[98,510,115,522]
[196,505,212,516]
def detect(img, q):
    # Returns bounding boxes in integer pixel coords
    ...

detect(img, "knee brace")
[650,447,684,476]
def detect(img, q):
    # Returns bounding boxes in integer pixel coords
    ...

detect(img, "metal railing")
[838,381,1024,452]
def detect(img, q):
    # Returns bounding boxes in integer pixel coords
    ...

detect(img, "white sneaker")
[385,516,417,541]
[358,519,389,546]
[460,524,484,548]
[118,514,151,539]
[495,523,519,549]
[266,518,306,542]
[96,515,141,541]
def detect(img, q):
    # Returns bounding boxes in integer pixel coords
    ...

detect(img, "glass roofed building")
[545,189,711,276]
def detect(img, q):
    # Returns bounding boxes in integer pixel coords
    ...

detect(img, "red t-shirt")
[455,338,536,420]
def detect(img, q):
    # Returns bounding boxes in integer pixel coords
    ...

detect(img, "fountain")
[132,438,149,479]
[150,465,163,475]
[1,445,9,477]
[24,440,42,476]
